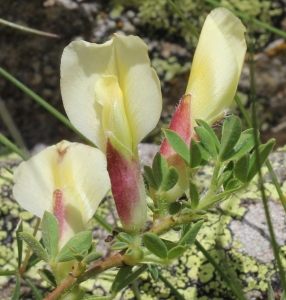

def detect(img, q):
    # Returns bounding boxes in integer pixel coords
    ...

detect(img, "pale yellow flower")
[61,35,162,232]
[61,34,162,156]
[13,141,110,248]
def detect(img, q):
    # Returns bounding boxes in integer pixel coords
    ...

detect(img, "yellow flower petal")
[61,34,162,153]
[94,75,133,151]
[186,8,246,128]
[13,141,110,223]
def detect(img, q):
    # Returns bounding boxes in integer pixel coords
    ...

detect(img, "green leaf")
[267,283,274,300]
[111,265,133,293]
[195,127,217,158]
[152,153,169,188]
[116,232,133,244]
[168,202,181,215]
[167,245,188,259]
[222,161,234,189]
[41,211,59,259]
[163,129,190,164]
[181,224,191,237]
[197,142,211,166]
[189,181,199,210]
[227,128,256,161]
[143,233,168,259]
[19,232,49,262]
[234,153,250,183]
[281,291,286,300]
[11,274,20,300]
[190,138,202,168]
[161,167,179,192]
[110,242,129,251]
[179,220,204,246]
[247,139,276,182]
[196,119,220,150]
[24,278,43,300]
[56,231,92,262]
[148,264,159,281]
[16,219,23,269]
[225,179,243,191]
[143,166,157,190]
[38,268,57,287]
[160,239,177,250]
[83,252,102,263]
[125,248,134,256]
[219,116,242,161]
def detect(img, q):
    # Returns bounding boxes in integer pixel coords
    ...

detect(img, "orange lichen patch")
[265,41,286,57]
[117,21,123,28]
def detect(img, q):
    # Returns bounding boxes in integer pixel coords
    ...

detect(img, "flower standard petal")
[13,141,110,247]
[61,35,162,234]
[113,34,162,150]
[61,35,162,154]
[61,40,116,151]
[186,8,246,128]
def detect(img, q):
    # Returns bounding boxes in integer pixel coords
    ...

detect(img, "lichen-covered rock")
[1,146,286,299]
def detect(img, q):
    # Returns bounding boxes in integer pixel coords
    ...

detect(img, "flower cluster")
[13,8,246,252]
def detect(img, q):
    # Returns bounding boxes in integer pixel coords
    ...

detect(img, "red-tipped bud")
[106,139,147,233]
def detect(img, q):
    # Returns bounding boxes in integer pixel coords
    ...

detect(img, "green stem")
[0,18,60,38]
[165,0,199,39]
[0,67,96,147]
[0,269,17,276]
[248,25,286,292]
[131,280,141,300]
[0,133,29,160]
[158,271,185,300]
[235,95,286,213]
[198,184,247,210]
[93,212,113,233]
[19,217,41,277]
[0,98,29,155]
[206,161,222,196]
[234,94,252,128]
[195,240,247,300]
[203,0,286,38]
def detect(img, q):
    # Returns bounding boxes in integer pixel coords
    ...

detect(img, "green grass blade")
[234,94,252,128]
[11,273,21,300]
[113,265,148,295]
[0,67,96,147]
[235,94,286,212]
[248,24,286,291]
[0,133,29,160]
[16,219,23,269]
[158,271,185,300]
[165,0,199,39]
[0,269,17,276]
[195,240,247,300]
[0,98,28,154]
[0,18,60,39]
[203,0,286,38]
[24,278,43,300]
[93,212,113,233]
